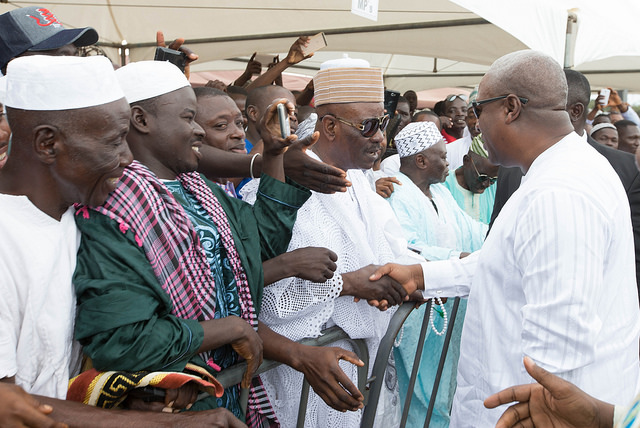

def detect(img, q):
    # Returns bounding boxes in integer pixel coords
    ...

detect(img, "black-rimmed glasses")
[320,114,390,138]
[471,95,528,118]
[470,156,497,185]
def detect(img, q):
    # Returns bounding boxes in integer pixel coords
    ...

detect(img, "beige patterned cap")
[313,55,383,106]
[395,121,444,158]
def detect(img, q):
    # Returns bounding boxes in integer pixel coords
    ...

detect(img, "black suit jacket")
[489,136,640,294]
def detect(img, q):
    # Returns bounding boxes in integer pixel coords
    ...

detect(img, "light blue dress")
[387,172,487,428]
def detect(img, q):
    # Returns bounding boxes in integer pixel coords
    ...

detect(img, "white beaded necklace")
[394,297,449,347]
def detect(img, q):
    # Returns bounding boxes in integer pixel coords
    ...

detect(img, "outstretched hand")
[156,31,198,78]
[0,383,67,428]
[343,264,408,309]
[375,177,401,198]
[368,263,423,296]
[286,36,313,65]
[484,356,612,428]
[293,345,365,412]
[283,132,351,193]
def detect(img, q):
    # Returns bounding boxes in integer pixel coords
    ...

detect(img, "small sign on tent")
[351,0,378,21]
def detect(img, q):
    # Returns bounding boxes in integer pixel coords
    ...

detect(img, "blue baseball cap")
[0,6,98,69]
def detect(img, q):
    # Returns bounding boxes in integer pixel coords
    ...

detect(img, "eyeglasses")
[470,156,497,185]
[471,95,529,118]
[446,94,468,103]
[320,114,390,138]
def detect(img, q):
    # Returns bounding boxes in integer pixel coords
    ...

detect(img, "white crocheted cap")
[313,54,383,107]
[4,55,124,111]
[115,60,190,103]
[395,121,444,158]
[296,113,317,141]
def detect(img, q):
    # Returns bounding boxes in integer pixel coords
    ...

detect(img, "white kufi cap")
[116,60,190,103]
[4,55,124,111]
[395,121,444,158]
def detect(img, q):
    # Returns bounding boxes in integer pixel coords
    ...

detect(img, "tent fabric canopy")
[1,1,639,92]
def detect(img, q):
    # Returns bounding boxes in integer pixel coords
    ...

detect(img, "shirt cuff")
[420,259,459,298]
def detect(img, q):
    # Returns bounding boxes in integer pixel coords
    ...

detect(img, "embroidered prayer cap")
[115,60,190,104]
[313,54,384,107]
[4,55,124,111]
[470,134,489,158]
[0,7,98,70]
[589,122,617,137]
[395,121,444,158]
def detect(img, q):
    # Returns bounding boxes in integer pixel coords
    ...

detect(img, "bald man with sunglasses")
[243,57,423,428]
[369,50,640,427]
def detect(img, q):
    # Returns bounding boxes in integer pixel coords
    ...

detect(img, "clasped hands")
[343,263,425,311]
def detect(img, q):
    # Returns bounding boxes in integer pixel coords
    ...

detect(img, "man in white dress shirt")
[369,49,640,427]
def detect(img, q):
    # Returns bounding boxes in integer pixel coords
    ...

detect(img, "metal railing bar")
[296,379,312,427]
[360,302,417,427]
[424,297,460,428]
[400,301,432,427]
[214,325,369,424]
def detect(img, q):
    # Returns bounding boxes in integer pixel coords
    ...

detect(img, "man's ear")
[130,105,150,134]
[462,154,471,165]
[320,115,337,141]
[568,102,584,123]
[33,125,60,165]
[504,95,523,124]
[415,152,428,169]
[246,104,259,124]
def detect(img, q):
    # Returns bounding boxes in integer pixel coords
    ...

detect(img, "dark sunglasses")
[321,114,390,138]
[470,156,497,185]
[471,95,528,118]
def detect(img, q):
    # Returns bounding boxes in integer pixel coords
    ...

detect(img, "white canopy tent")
[1,0,639,92]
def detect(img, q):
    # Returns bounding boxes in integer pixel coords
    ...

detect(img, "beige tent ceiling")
[1,1,639,92]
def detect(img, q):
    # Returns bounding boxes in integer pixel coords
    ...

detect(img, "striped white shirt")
[419,132,640,427]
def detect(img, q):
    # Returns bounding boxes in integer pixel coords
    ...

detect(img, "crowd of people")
[1,5,640,428]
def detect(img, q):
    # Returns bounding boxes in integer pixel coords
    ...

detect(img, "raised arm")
[246,37,312,91]
[196,138,350,193]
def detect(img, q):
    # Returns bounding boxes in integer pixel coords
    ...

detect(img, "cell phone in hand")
[301,32,327,56]
[154,46,187,73]
[277,103,290,138]
[599,88,611,106]
[254,53,278,67]
[384,90,401,119]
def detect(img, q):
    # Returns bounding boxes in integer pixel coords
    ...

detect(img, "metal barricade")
[215,298,460,428]
[360,298,461,428]
[214,325,369,428]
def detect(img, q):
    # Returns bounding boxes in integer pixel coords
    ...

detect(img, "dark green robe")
[73,174,309,411]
